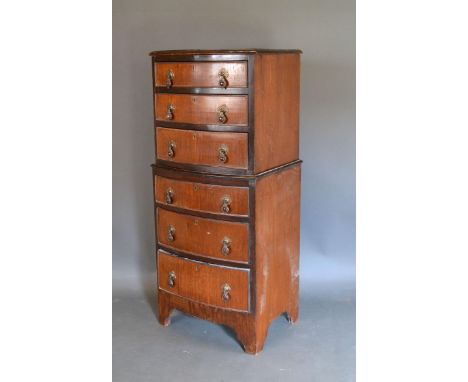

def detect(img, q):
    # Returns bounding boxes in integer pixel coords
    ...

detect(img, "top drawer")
[154,62,248,89]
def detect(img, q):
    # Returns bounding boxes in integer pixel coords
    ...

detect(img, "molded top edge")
[149,49,302,56]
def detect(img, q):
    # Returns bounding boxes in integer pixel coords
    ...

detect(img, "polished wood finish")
[157,250,250,312]
[155,94,248,126]
[150,49,303,57]
[153,52,301,176]
[151,49,302,354]
[253,54,301,173]
[156,164,302,353]
[155,175,249,217]
[155,62,247,88]
[157,208,249,264]
[156,127,248,169]
[254,165,301,327]
[154,159,302,183]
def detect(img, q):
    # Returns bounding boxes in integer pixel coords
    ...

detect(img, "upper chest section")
[150,49,302,175]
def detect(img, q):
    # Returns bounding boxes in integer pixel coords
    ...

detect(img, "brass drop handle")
[220,197,231,214]
[217,104,228,124]
[168,271,176,287]
[166,104,175,120]
[167,225,175,242]
[165,188,174,204]
[218,68,229,88]
[221,283,231,301]
[167,141,176,158]
[166,69,174,88]
[221,237,231,256]
[218,146,228,163]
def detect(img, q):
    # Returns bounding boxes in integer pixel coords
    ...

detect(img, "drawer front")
[158,250,250,312]
[155,176,249,217]
[155,62,248,88]
[157,208,249,264]
[155,94,248,125]
[156,127,248,169]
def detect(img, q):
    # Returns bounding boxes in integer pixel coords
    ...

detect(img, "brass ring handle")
[221,237,231,256]
[221,283,231,301]
[219,76,227,88]
[218,146,228,163]
[218,112,227,124]
[167,225,175,242]
[166,104,175,120]
[218,68,229,88]
[166,69,174,88]
[165,188,174,204]
[221,196,231,214]
[168,271,176,287]
[167,141,176,158]
[217,104,228,124]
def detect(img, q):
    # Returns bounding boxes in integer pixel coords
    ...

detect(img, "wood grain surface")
[156,127,248,169]
[155,175,249,217]
[155,62,247,88]
[152,51,302,354]
[155,94,248,125]
[157,208,249,264]
[255,164,301,328]
[253,53,300,172]
[157,250,250,312]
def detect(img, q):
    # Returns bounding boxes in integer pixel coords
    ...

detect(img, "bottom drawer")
[157,250,250,312]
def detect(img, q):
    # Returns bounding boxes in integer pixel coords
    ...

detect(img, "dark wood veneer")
[155,121,249,133]
[155,203,249,223]
[155,87,249,95]
[150,49,303,56]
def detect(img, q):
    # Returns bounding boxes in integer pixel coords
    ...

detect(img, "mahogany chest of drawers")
[150,49,302,354]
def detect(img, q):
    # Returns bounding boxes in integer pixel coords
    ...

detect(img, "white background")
[357,1,468,380]
[1,0,467,381]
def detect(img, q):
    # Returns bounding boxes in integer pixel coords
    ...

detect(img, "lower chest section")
[153,163,301,316]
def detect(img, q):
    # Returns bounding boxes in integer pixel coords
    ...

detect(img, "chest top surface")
[149,48,303,57]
